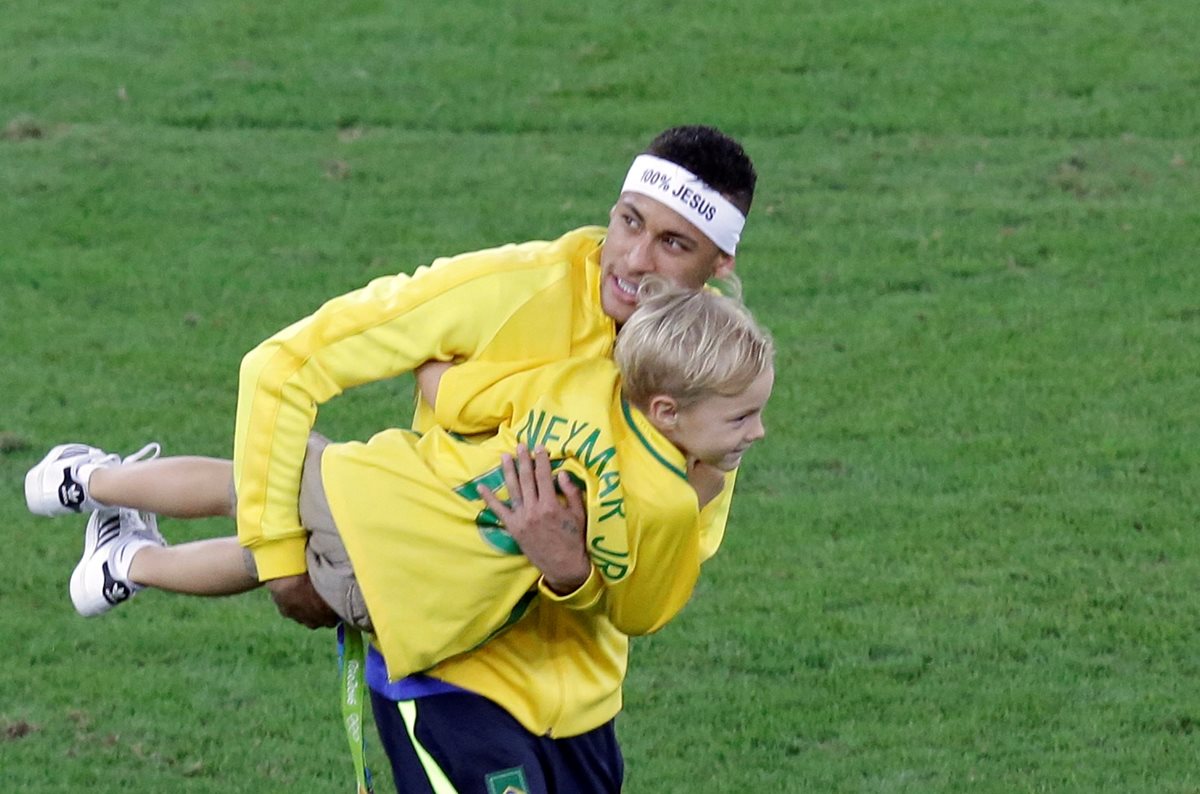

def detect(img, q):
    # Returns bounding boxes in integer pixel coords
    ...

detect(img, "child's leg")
[89,457,235,519]
[70,509,259,616]
[76,455,250,601]
[127,536,259,595]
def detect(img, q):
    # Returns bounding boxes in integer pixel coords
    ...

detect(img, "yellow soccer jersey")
[419,358,737,736]
[234,227,614,579]
[321,357,703,682]
[424,482,736,737]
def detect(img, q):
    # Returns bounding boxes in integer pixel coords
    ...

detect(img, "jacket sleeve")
[234,253,569,579]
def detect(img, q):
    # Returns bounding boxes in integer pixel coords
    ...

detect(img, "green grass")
[3,1,1200,791]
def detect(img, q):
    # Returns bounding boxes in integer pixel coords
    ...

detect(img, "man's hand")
[478,445,590,595]
[265,573,340,629]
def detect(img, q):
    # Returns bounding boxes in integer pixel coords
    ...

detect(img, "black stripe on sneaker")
[95,515,123,548]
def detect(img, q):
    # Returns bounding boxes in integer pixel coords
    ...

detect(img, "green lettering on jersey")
[597,470,621,499]
[515,409,545,447]
[539,415,567,448]
[598,497,625,523]
[593,558,629,580]
[575,428,616,475]
[590,536,630,581]
[561,420,591,457]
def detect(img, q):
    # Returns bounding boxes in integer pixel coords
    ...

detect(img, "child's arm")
[477,446,722,637]
[429,358,586,435]
[695,469,737,562]
[554,466,735,635]
[597,467,736,634]
[595,501,702,637]
[687,460,728,510]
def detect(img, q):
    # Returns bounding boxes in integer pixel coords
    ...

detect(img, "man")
[234,125,757,791]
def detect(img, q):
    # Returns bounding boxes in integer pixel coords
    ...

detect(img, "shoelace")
[122,442,162,465]
[113,444,164,544]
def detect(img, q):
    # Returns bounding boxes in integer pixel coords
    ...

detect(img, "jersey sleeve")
[697,469,736,561]
[234,253,572,579]
[558,474,737,634]
[599,497,702,636]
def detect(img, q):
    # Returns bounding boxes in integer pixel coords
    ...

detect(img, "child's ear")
[646,395,680,428]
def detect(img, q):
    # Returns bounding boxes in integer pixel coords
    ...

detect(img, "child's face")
[662,365,774,472]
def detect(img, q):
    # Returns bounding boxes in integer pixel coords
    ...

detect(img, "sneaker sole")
[69,562,114,617]
[69,514,107,616]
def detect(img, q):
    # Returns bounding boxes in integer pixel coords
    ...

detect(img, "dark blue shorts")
[370,689,624,793]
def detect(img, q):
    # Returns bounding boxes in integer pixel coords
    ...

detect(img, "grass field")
[3,1,1199,791]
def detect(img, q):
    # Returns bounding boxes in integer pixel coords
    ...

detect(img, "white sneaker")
[69,507,165,617]
[25,442,161,516]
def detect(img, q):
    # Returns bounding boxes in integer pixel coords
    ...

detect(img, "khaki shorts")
[240,433,372,631]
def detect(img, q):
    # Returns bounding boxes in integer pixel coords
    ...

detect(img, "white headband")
[620,154,745,255]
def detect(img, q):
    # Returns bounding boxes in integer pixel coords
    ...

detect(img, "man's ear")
[646,394,680,429]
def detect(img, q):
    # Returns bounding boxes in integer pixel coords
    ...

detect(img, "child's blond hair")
[615,276,775,410]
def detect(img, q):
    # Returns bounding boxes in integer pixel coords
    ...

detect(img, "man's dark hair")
[645,125,757,216]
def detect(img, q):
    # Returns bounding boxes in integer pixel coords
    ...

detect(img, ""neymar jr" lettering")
[515,409,625,523]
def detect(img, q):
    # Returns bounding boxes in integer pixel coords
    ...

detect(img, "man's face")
[599,193,735,325]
